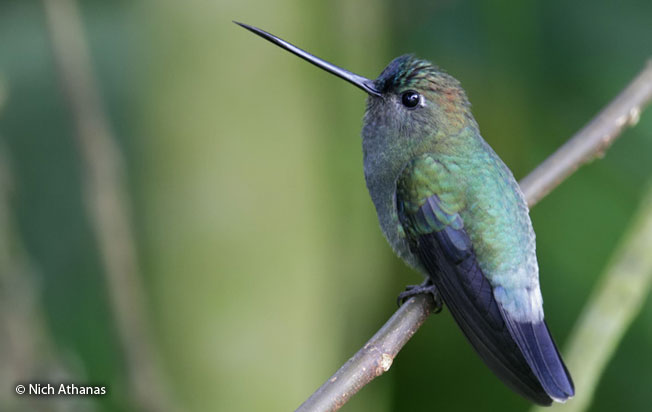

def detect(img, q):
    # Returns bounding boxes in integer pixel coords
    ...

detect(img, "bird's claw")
[396,279,443,313]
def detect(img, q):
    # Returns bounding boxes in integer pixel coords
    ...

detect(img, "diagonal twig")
[0,146,81,412]
[532,182,652,412]
[42,1,174,410]
[520,60,652,207]
[296,60,652,412]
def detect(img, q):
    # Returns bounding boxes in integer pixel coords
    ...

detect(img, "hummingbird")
[235,22,574,406]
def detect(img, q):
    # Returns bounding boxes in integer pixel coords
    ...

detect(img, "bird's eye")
[401,90,420,109]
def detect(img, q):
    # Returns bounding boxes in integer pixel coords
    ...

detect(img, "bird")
[235,21,574,406]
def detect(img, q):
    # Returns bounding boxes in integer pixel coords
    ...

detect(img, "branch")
[296,60,652,412]
[531,183,652,412]
[42,1,175,410]
[521,59,652,207]
[0,146,76,411]
[297,294,436,411]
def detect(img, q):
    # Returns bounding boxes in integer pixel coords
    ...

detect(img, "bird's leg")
[396,278,443,313]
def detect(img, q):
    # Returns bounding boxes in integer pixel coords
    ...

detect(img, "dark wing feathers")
[501,315,574,401]
[416,227,553,405]
[399,192,573,405]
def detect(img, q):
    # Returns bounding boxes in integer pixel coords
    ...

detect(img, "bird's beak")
[234,22,382,97]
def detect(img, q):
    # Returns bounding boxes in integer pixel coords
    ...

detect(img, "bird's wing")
[396,154,572,405]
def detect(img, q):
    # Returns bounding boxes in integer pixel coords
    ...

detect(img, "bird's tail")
[505,318,575,402]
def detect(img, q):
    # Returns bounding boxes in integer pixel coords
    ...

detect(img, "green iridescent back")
[363,55,542,322]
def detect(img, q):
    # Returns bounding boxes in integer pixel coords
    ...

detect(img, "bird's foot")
[396,279,443,313]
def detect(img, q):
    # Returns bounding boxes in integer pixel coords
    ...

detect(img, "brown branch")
[42,1,174,411]
[297,295,436,411]
[296,60,652,412]
[520,59,652,207]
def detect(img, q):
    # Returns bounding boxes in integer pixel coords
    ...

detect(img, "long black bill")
[234,22,381,97]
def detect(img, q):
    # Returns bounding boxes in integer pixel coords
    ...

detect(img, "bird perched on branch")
[236,22,574,406]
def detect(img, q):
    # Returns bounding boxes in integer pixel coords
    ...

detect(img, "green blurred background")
[1,0,651,411]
